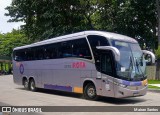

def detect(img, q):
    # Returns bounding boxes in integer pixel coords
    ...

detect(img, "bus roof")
[14,31,138,50]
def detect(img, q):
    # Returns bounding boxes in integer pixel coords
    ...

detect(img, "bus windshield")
[111,40,146,81]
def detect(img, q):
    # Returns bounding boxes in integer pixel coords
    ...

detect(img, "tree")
[0,29,31,57]
[93,0,157,49]
[5,0,91,41]
[5,0,158,50]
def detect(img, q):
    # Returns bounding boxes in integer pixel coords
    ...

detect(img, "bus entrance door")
[100,52,115,97]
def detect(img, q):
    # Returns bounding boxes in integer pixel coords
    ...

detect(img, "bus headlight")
[114,82,127,88]
[119,83,127,88]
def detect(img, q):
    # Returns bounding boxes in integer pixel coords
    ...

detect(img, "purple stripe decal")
[44,84,72,92]
[131,81,142,86]
[122,80,130,86]
[122,80,142,86]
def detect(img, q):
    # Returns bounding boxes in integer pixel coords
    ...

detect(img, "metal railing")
[0,56,11,60]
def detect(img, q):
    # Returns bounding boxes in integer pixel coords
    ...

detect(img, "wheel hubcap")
[87,87,95,98]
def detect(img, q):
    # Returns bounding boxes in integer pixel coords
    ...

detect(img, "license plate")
[133,92,139,96]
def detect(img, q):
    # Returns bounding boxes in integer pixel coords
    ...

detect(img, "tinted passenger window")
[101,53,113,76]
[14,50,26,61]
[87,35,109,70]
[59,38,92,59]
[60,41,72,58]
[71,39,92,59]
[34,47,44,60]
[44,44,56,59]
[87,35,109,58]
[87,35,109,47]
[40,38,92,60]
[25,48,34,61]
[13,38,92,61]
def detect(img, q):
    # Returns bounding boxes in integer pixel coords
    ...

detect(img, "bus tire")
[29,79,37,92]
[23,79,29,90]
[84,83,98,100]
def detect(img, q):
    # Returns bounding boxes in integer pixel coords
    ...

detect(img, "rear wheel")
[84,83,98,100]
[23,79,29,90]
[29,79,37,92]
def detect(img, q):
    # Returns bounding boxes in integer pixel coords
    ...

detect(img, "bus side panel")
[101,74,115,97]
[76,60,101,94]
[42,59,95,94]
[33,60,54,88]
[41,69,54,87]
[91,70,102,96]
[52,59,81,92]
[34,69,42,88]
[13,58,101,95]
[24,61,42,88]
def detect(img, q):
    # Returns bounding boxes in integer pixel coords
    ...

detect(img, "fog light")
[119,91,124,95]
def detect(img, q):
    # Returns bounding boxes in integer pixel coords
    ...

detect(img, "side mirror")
[142,50,155,65]
[96,46,120,61]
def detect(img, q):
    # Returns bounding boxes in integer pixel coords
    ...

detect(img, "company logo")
[19,64,24,74]
[1,107,42,113]
[2,107,11,112]
[72,62,86,68]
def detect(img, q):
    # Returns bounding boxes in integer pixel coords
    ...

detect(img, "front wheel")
[84,83,98,100]
[29,79,37,92]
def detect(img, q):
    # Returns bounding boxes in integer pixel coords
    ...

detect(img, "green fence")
[0,56,12,74]
[0,56,11,61]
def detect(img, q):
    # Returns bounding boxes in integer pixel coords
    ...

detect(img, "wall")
[146,65,156,80]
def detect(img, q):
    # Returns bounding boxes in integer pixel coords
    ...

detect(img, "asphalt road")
[0,75,160,115]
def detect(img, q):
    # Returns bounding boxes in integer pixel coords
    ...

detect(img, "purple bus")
[12,31,155,100]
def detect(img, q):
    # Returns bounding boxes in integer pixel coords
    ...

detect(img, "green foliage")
[0,29,31,57]
[155,45,160,59]
[4,0,158,50]
[148,80,160,84]
[94,0,157,49]
[148,85,160,90]
[5,0,91,40]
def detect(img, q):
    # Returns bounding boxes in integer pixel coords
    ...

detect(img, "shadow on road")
[97,96,146,105]
[16,87,147,105]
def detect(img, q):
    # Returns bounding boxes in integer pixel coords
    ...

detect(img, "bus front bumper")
[114,85,148,98]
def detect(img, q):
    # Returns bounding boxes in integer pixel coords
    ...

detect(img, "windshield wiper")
[135,58,145,79]
[129,56,133,71]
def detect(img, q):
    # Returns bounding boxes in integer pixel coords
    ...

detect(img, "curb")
[148,89,160,93]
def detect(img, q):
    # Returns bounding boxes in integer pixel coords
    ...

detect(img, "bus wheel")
[29,79,37,92]
[84,83,98,100]
[23,79,29,90]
